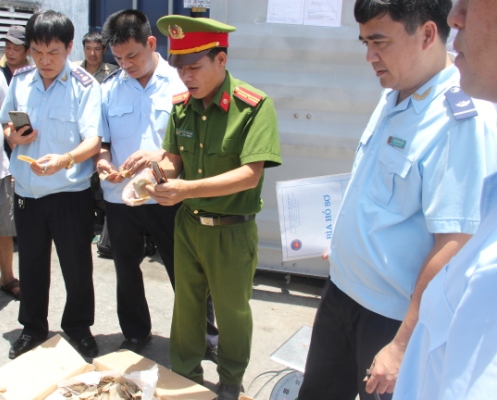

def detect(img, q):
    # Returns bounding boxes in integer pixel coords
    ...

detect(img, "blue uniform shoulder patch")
[13,65,36,76]
[71,67,93,87]
[102,68,121,84]
[445,86,478,121]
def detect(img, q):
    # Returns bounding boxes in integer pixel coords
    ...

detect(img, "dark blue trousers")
[299,279,401,400]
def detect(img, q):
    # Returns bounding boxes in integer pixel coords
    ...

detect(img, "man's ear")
[421,20,438,50]
[147,36,157,52]
[216,51,227,67]
[66,40,74,55]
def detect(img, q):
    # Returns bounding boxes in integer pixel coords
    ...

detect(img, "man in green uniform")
[128,15,281,400]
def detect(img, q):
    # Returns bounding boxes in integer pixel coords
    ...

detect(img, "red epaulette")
[172,91,190,105]
[233,86,263,107]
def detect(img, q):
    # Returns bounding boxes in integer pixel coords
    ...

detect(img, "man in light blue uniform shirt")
[96,10,218,355]
[0,11,102,359]
[394,0,497,398]
[299,1,497,399]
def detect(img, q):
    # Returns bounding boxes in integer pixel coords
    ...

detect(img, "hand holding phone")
[8,111,33,136]
[151,161,168,184]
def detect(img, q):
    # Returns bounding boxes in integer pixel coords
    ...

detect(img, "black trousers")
[14,190,95,340]
[105,201,218,339]
[299,279,401,400]
[105,201,179,338]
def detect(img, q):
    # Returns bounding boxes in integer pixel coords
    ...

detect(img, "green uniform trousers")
[170,205,258,385]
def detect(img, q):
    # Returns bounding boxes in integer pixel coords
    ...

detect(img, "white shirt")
[329,65,497,320]
[100,54,186,203]
[394,171,497,399]
[0,61,103,197]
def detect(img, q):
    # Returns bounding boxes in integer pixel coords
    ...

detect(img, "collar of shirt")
[79,59,106,75]
[188,70,233,114]
[117,53,171,90]
[384,64,460,115]
[30,60,72,91]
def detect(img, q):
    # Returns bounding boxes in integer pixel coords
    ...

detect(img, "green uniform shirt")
[163,71,281,216]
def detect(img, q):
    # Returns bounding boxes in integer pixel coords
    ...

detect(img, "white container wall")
[211,0,382,277]
[0,0,90,60]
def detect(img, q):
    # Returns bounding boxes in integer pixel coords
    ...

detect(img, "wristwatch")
[65,153,75,169]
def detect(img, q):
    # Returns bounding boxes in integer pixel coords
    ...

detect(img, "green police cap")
[156,15,236,68]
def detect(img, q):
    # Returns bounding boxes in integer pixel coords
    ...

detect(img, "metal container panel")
[211,1,382,278]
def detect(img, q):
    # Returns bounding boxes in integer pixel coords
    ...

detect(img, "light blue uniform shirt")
[329,65,497,320]
[394,171,497,400]
[0,60,103,198]
[101,54,186,204]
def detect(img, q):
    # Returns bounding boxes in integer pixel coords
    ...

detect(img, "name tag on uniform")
[387,136,406,149]
[176,128,194,138]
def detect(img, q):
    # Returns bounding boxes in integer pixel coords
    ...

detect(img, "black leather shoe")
[119,334,151,353]
[204,345,218,364]
[9,334,45,359]
[76,336,99,358]
[216,383,244,400]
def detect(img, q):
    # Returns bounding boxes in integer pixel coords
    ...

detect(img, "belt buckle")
[200,217,215,226]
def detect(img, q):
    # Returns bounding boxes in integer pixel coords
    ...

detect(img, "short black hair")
[82,31,104,46]
[354,0,452,43]
[207,47,228,61]
[25,10,74,48]
[101,9,152,47]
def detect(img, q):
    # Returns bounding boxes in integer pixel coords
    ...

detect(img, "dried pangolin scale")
[55,376,143,400]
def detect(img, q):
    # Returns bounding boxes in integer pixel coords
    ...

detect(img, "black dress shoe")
[119,334,151,353]
[76,336,99,358]
[204,344,218,364]
[9,334,45,359]
[216,383,244,400]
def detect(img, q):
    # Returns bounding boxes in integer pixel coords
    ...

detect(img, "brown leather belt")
[198,214,255,226]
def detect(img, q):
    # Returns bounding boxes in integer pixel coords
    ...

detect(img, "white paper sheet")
[267,0,343,27]
[183,0,210,8]
[304,0,343,27]
[276,173,350,261]
[267,0,305,25]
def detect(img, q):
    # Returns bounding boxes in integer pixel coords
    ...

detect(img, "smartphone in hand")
[151,161,168,184]
[8,111,33,136]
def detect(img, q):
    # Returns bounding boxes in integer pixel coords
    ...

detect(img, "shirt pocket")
[108,104,134,140]
[418,269,453,352]
[368,145,412,213]
[207,138,240,172]
[352,127,374,174]
[153,102,170,137]
[48,108,78,144]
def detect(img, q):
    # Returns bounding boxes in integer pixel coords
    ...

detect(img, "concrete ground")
[0,237,324,399]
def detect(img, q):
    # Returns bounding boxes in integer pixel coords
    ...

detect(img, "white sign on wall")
[184,0,210,8]
[267,0,343,27]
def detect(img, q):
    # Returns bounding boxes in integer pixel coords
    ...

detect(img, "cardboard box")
[94,350,216,400]
[0,335,217,400]
[0,335,92,400]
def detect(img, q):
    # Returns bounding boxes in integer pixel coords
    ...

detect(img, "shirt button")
[198,169,202,173]
[194,210,199,214]
[180,146,184,151]
[202,116,207,121]
[199,143,204,148]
